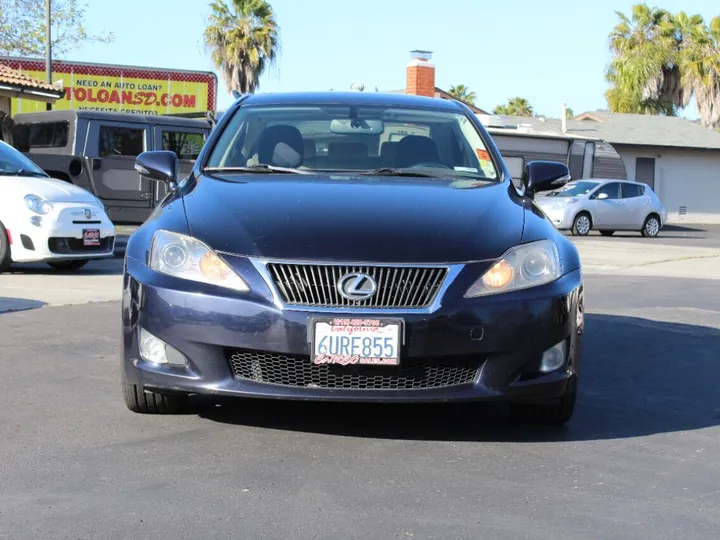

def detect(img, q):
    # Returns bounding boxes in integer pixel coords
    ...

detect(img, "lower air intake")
[227,349,482,390]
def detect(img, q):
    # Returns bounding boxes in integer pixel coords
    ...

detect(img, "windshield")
[0,140,48,177]
[204,104,499,181]
[545,181,599,197]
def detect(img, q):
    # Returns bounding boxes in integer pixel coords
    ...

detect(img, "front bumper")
[9,204,116,263]
[122,257,584,404]
[536,203,575,230]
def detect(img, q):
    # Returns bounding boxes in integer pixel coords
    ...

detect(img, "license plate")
[82,229,100,247]
[311,318,403,366]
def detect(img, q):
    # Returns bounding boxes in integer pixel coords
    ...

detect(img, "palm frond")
[203,0,280,95]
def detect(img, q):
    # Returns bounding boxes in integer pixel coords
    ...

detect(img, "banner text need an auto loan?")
[66,78,197,111]
[11,70,212,115]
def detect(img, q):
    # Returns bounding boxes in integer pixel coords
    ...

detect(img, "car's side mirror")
[522,161,571,195]
[135,151,180,192]
[595,192,609,200]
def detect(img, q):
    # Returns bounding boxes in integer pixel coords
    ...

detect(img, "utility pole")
[45,0,52,110]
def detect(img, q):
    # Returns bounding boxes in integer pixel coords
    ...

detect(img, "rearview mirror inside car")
[330,118,385,135]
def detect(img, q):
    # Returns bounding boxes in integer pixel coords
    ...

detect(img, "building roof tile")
[0,63,65,97]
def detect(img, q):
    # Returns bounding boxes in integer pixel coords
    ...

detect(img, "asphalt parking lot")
[1,224,719,539]
[571,223,720,248]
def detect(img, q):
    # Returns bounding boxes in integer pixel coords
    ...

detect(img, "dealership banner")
[1,57,218,116]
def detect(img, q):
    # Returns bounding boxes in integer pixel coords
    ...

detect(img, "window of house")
[99,126,144,157]
[162,130,205,160]
[503,157,525,179]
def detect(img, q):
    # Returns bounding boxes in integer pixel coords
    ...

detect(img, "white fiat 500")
[0,140,115,272]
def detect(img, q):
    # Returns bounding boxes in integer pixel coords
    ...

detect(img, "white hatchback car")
[0,140,115,272]
[535,178,668,237]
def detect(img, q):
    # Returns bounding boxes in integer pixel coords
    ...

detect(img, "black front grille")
[48,236,114,254]
[227,349,482,390]
[266,263,448,309]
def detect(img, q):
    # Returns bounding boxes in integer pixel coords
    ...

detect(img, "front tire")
[0,221,12,272]
[122,378,188,414]
[641,215,661,237]
[47,259,89,270]
[571,213,592,236]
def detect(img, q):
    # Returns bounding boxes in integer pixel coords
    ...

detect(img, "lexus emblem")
[83,208,92,219]
[337,273,377,301]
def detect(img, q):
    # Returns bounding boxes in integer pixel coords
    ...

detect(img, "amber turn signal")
[199,251,231,280]
[481,259,514,289]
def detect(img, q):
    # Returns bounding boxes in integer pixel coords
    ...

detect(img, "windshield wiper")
[0,169,48,177]
[203,164,313,175]
[361,167,451,178]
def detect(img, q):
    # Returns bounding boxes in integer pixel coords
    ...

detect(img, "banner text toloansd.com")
[1,57,217,116]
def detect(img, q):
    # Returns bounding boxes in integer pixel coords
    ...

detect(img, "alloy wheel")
[644,217,660,237]
[574,215,591,236]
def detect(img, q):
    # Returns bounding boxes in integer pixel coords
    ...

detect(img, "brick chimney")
[405,50,435,97]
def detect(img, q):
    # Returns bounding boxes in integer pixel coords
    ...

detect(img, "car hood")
[3,175,100,204]
[182,174,525,263]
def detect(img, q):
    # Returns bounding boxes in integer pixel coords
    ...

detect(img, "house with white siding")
[390,49,720,224]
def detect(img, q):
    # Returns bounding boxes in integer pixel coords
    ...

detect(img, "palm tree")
[681,16,720,129]
[448,84,476,105]
[493,97,534,117]
[604,4,689,115]
[204,0,280,96]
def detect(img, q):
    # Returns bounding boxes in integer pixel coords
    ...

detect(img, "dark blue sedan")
[122,91,584,425]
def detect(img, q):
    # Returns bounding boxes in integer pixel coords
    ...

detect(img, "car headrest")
[258,125,304,167]
[395,135,440,168]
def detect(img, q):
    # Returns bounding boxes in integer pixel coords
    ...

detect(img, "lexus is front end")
[121,91,584,425]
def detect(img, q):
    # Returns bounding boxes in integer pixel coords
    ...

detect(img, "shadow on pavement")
[568,231,708,239]
[662,225,708,233]
[564,226,720,247]
[598,233,708,239]
[199,314,720,442]
[2,258,123,276]
[0,297,48,314]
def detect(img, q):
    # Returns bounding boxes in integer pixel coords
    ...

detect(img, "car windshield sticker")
[475,148,495,177]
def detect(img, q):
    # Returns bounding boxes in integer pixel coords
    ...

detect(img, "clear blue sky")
[71,0,718,119]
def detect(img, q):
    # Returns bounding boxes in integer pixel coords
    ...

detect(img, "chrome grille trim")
[250,260,465,314]
[266,263,447,308]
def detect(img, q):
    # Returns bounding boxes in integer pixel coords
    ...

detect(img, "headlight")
[551,197,578,207]
[465,239,561,297]
[24,194,52,215]
[149,230,250,292]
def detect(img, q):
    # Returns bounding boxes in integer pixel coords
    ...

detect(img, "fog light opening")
[139,328,186,366]
[539,340,567,373]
